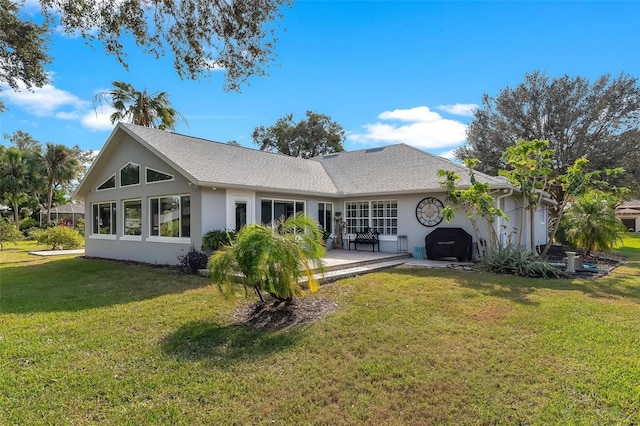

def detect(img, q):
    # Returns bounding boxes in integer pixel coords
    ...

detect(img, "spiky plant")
[208,213,325,302]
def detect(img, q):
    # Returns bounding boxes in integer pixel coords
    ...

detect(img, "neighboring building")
[38,202,85,227]
[73,123,549,265]
[615,200,640,231]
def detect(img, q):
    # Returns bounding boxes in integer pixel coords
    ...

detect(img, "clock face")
[416,197,445,227]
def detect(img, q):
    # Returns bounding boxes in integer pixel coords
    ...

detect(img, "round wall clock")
[416,197,445,227]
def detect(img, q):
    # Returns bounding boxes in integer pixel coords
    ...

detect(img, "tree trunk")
[530,205,538,256]
[254,285,265,303]
[12,197,19,222]
[47,178,55,225]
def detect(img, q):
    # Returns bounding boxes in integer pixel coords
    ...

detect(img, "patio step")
[312,253,412,274]
[305,254,411,285]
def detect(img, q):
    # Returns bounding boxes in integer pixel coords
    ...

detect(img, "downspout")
[495,188,513,247]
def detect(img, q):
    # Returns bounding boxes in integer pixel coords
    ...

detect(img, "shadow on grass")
[161,320,302,362]
[0,257,211,314]
[390,257,640,306]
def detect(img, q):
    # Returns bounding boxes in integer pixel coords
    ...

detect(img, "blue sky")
[1,1,639,158]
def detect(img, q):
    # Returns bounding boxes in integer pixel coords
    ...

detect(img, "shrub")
[76,218,85,235]
[178,247,209,273]
[561,190,627,256]
[0,218,23,250]
[18,217,39,236]
[36,226,84,250]
[482,244,560,278]
[201,229,237,252]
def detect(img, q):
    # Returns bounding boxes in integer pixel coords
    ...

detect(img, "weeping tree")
[209,213,326,303]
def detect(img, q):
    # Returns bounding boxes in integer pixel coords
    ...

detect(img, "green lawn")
[1,236,640,425]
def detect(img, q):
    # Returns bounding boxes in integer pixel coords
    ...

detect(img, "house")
[615,200,640,231]
[38,202,85,227]
[73,123,549,265]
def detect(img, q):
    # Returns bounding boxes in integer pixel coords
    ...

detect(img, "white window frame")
[345,200,398,236]
[318,201,334,234]
[90,201,117,239]
[121,198,143,241]
[119,162,141,188]
[260,198,306,226]
[147,194,191,243]
[145,166,175,184]
[96,174,116,191]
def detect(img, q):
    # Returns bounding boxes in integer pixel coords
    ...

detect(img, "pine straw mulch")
[232,297,338,330]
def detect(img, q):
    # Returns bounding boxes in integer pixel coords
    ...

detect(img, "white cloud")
[1,79,113,132]
[436,103,477,117]
[1,82,89,116]
[349,106,468,150]
[81,108,115,131]
[438,149,457,160]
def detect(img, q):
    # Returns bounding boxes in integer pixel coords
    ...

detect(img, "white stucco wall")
[82,134,195,265]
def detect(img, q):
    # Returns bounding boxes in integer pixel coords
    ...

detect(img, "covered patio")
[39,203,85,227]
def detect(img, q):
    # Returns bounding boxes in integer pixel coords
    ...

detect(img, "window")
[346,201,369,233]
[318,202,333,234]
[97,175,115,191]
[261,199,305,225]
[371,200,398,235]
[146,167,174,184]
[92,202,116,235]
[150,195,190,238]
[346,200,397,235]
[123,199,142,236]
[120,162,140,187]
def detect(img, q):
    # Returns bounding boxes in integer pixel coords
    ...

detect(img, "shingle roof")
[309,144,509,195]
[77,123,512,198]
[121,124,338,195]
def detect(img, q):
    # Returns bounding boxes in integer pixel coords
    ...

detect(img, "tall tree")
[0,0,50,112]
[500,139,554,254]
[96,82,187,131]
[4,130,42,153]
[2,0,291,99]
[252,111,346,159]
[0,147,40,222]
[42,143,81,225]
[456,71,640,192]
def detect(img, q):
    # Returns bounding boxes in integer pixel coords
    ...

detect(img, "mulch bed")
[233,297,338,330]
[544,244,626,279]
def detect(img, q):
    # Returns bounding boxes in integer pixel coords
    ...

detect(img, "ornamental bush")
[482,244,560,279]
[36,226,84,250]
[0,218,23,250]
[178,247,209,273]
[201,229,237,253]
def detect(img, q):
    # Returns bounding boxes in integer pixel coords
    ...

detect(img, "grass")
[1,236,640,424]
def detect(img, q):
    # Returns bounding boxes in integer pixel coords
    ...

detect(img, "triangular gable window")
[146,167,174,184]
[97,175,116,191]
[120,162,140,187]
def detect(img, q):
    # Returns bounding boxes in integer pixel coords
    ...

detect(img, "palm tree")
[42,143,81,225]
[209,213,326,303]
[96,81,187,130]
[0,147,40,222]
[562,191,627,256]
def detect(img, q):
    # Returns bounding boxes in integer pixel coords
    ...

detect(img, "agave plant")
[208,213,326,302]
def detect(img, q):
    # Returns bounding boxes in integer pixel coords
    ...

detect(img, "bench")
[348,228,380,252]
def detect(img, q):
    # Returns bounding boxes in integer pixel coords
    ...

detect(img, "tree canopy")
[1,0,291,102]
[456,71,640,193]
[252,111,346,159]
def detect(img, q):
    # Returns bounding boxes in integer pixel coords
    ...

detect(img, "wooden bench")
[348,228,380,252]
